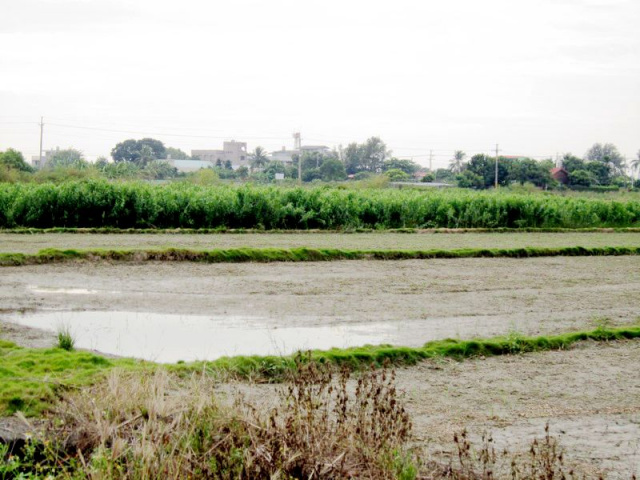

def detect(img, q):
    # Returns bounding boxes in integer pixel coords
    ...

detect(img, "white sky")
[1,0,639,168]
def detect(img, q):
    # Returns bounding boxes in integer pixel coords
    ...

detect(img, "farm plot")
[1,256,638,355]
[224,341,640,478]
[1,231,639,254]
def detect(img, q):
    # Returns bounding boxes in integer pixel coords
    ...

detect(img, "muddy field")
[1,231,639,253]
[1,242,639,476]
[226,341,640,478]
[1,256,639,351]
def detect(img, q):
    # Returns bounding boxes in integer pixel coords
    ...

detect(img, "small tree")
[569,169,596,187]
[585,143,624,174]
[0,148,33,172]
[249,146,269,171]
[48,148,89,169]
[319,158,347,181]
[385,168,411,181]
[449,150,466,174]
[111,138,166,165]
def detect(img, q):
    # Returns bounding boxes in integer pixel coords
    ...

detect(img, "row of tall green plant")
[1,181,640,229]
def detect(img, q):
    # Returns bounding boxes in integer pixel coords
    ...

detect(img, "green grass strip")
[2,227,640,234]
[0,326,640,415]
[2,325,640,416]
[187,325,640,381]
[2,246,640,267]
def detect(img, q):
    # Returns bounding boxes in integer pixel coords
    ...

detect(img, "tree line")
[2,137,639,188]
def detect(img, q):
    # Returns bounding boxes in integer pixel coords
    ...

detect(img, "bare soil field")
[399,341,640,478]
[1,256,638,349]
[1,231,639,253]
[223,341,640,478]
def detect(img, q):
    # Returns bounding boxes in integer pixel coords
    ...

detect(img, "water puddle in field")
[28,286,101,295]
[6,311,398,363]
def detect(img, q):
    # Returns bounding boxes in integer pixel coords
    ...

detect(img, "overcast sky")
[1,0,639,168]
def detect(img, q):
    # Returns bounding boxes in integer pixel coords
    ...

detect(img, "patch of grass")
[181,325,640,382]
[2,245,640,267]
[55,326,75,351]
[0,340,143,416]
[2,325,639,416]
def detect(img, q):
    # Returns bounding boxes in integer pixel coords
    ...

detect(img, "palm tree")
[449,150,466,173]
[250,146,269,171]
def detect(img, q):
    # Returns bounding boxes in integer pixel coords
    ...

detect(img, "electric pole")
[294,132,302,185]
[429,150,433,171]
[39,117,44,167]
[494,143,500,189]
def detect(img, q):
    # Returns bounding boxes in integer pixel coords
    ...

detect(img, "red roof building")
[550,167,569,185]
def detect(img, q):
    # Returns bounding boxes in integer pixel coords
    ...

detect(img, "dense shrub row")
[1,181,640,229]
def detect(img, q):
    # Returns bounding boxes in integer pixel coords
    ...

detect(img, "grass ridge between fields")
[1,245,640,266]
[1,325,639,416]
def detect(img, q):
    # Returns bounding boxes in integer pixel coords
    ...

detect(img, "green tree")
[99,161,141,179]
[319,157,347,181]
[569,169,596,187]
[361,137,390,172]
[449,150,466,174]
[142,160,178,180]
[236,166,249,179]
[343,143,361,174]
[382,158,420,175]
[302,168,322,182]
[0,148,33,172]
[585,143,624,174]
[111,138,166,165]
[165,147,190,160]
[585,161,612,185]
[249,146,269,171]
[342,137,390,174]
[457,170,484,189]
[508,158,553,188]
[138,144,155,167]
[421,172,435,183]
[262,161,287,181]
[463,154,509,189]
[385,168,411,181]
[561,154,585,173]
[433,168,455,183]
[48,148,89,169]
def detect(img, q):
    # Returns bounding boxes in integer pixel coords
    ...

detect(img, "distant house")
[191,141,248,169]
[550,167,569,185]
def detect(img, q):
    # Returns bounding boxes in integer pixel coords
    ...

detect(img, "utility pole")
[429,150,433,172]
[294,132,302,185]
[494,143,500,189]
[39,117,44,167]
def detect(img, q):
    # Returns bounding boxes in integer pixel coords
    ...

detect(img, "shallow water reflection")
[7,311,398,363]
